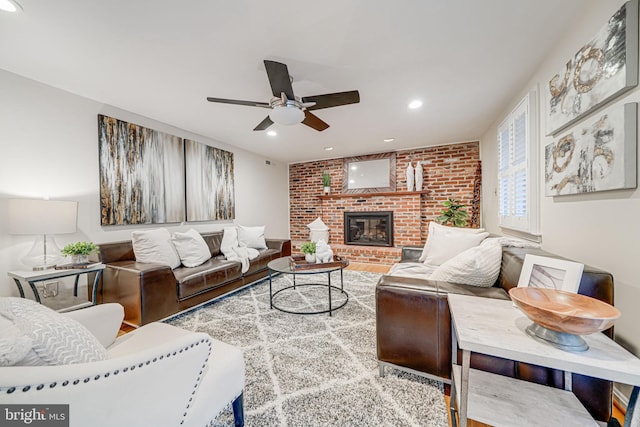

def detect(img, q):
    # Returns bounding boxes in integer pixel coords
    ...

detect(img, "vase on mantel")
[323,186,330,195]
[415,161,423,191]
[406,162,415,191]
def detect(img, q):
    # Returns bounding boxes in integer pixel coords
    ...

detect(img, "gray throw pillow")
[0,297,108,366]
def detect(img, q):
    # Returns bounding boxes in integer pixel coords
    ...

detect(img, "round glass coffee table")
[267,256,349,316]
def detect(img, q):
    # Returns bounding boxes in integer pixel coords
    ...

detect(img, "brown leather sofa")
[94,231,291,326]
[376,245,614,422]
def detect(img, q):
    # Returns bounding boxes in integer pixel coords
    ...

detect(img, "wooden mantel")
[318,191,427,200]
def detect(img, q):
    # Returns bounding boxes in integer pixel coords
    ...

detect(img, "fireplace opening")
[344,211,393,247]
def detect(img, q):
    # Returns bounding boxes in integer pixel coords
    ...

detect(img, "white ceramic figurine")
[315,239,334,263]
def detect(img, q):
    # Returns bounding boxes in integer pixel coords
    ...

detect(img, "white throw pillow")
[132,228,181,269]
[171,229,211,268]
[0,297,108,366]
[420,221,488,265]
[237,224,267,250]
[429,238,503,287]
[220,226,239,258]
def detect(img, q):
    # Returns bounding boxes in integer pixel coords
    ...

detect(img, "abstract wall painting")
[544,103,637,196]
[185,139,235,221]
[98,115,185,225]
[546,0,638,135]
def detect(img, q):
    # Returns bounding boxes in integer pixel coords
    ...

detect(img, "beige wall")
[480,0,640,389]
[0,69,290,297]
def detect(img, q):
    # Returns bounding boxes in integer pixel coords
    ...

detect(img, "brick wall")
[289,141,480,264]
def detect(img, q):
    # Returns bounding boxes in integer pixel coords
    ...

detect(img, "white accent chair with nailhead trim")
[0,303,245,427]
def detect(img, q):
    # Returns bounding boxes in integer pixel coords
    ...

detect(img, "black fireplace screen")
[344,211,393,247]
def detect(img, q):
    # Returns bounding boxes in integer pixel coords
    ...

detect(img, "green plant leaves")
[435,198,469,227]
[61,241,98,256]
[322,172,331,187]
[300,241,316,254]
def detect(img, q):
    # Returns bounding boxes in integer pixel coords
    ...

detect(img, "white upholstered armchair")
[0,302,245,427]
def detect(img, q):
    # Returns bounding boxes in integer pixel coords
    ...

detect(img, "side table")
[8,264,105,312]
[448,293,640,427]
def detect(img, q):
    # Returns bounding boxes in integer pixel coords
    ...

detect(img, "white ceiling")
[0,0,590,163]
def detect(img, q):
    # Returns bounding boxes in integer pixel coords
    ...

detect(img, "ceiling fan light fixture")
[269,105,305,126]
[0,0,22,12]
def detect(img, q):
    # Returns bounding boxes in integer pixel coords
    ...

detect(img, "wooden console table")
[448,294,640,427]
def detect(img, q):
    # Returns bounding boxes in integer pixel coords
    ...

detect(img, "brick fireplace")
[289,141,481,264]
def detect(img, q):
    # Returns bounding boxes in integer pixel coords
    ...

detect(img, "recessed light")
[0,0,22,12]
[408,100,423,109]
[383,138,395,143]
[267,130,277,137]
[323,146,334,151]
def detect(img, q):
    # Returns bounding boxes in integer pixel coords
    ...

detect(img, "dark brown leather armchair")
[376,246,614,422]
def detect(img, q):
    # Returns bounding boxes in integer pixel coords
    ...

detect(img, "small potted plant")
[300,241,317,263]
[61,241,98,264]
[322,171,331,195]
[436,198,469,227]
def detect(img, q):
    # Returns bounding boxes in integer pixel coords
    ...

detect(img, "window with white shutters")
[497,90,539,235]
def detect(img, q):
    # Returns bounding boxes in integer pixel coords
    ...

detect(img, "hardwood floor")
[117,261,626,425]
[345,261,391,273]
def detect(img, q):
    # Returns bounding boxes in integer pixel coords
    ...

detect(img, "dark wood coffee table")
[267,256,349,316]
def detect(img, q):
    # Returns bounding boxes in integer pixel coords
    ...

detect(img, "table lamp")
[7,198,78,270]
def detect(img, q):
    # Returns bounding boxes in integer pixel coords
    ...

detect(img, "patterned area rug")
[167,269,447,427]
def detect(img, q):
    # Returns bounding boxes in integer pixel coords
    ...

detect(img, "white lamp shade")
[269,106,305,125]
[7,199,78,235]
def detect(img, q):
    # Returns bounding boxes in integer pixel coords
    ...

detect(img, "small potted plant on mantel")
[300,241,317,263]
[322,171,331,195]
[61,241,98,264]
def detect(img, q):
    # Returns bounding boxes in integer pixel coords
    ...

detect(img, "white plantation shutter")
[497,90,539,235]
[498,126,510,218]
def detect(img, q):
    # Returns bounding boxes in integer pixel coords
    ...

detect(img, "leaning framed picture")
[516,255,584,293]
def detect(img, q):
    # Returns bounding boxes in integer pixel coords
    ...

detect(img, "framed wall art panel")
[545,102,637,196]
[545,0,638,135]
[98,115,185,225]
[185,139,235,221]
[517,255,584,294]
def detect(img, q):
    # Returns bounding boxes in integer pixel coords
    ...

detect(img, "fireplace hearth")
[344,211,393,247]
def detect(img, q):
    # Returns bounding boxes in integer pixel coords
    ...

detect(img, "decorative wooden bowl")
[509,287,620,336]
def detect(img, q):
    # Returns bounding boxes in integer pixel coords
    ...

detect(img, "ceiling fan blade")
[264,60,295,100]
[207,97,270,108]
[302,91,360,111]
[302,111,330,132]
[253,116,274,131]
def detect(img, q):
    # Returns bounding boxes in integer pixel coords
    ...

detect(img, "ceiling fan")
[206,60,360,132]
